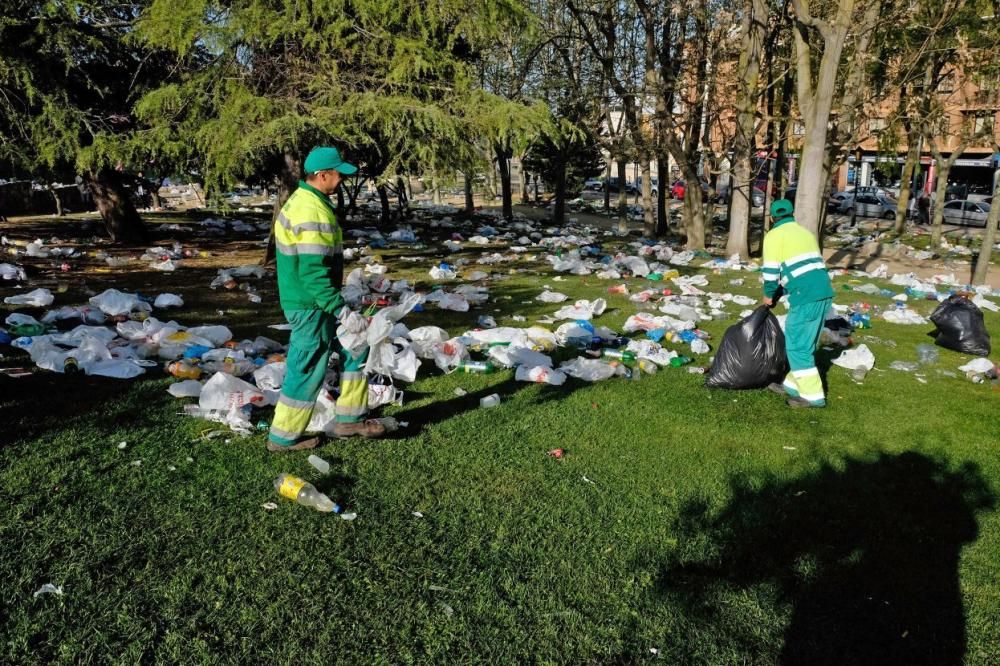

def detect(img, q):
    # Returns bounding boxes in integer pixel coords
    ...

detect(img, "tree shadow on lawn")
[652,451,995,665]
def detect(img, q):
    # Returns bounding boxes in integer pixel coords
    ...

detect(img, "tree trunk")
[48,186,64,217]
[791,1,852,237]
[640,159,654,237]
[520,165,531,204]
[893,137,921,235]
[728,154,752,258]
[972,173,1000,285]
[727,0,765,259]
[463,171,475,215]
[553,156,568,225]
[656,154,668,236]
[930,161,953,248]
[603,161,611,212]
[682,168,706,250]
[376,183,391,227]
[616,160,628,218]
[86,169,147,244]
[494,142,513,221]
[396,176,409,218]
[263,150,301,266]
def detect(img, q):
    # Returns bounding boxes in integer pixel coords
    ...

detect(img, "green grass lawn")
[1,213,999,664]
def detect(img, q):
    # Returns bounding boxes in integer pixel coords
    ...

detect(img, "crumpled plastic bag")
[154,293,184,309]
[883,308,927,325]
[537,290,568,303]
[307,391,337,434]
[4,288,54,307]
[199,372,265,411]
[554,298,607,321]
[409,326,450,357]
[618,256,650,277]
[253,362,286,391]
[0,263,27,281]
[515,365,567,385]
[183,325,232,347]
[434,292,469,312]
[832,344,876,371]
[429,266,457,280]
[958,358,995,373]
[89,289,152,316]
[41,306,105,325]
[168,379,204,398]
[88,359,146,379]
[489,346,553,369]
[150,259,177,272]
[560,357,617,381]
[369,382,404,408]
[6,312,42,327]
[705,306,788,389]
[929,295,991,356]
[432,338,468,372]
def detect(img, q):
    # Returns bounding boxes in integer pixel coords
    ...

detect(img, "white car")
[941,199,991,227]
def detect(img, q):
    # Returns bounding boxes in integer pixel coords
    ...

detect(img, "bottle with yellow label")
[273,474,340,513]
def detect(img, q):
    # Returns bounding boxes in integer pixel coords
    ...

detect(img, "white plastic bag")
[199,372,265,411]
[537,290,569,303]
[89,289,150,316]
[515,365,567,385]
[832,344,876,371]
[253,362,287,391]
[559,357,617,381]
[4,288,54,307]
[154,293,184,309]
[168,379,203,398]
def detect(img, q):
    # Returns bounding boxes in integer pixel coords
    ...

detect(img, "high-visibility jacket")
[762,217,834,306]
[274,181,344,314]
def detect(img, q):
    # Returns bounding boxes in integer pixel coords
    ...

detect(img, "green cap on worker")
[770,198,794,221]
[304,146,358,176]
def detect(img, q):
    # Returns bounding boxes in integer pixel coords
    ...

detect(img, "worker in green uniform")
[267,146,385,451]
[761,199,835,408]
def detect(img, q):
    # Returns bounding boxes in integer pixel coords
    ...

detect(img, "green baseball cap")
[770,198,794,220]
[303,146,358,176]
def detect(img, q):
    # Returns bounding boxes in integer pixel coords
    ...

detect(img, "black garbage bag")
[706,306,789,389]
[928,294,991,356]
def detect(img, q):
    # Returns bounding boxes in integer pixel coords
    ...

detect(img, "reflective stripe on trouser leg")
[269,309,336,445]
[335,346,369,423]
[784,297,832,405]
[782,373,800,397]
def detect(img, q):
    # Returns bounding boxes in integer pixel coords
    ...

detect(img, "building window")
[966,112,995,135]
[938,73,955,93]
[792,121,805,136]
[868,117,887,132]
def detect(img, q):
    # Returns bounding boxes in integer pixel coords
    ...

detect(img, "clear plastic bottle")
[274,474,340,513]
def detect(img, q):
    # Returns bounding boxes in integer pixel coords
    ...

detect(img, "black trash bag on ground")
[706,306,789,389]
[928,295,991,356]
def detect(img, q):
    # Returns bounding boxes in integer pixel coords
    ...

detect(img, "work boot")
[332,419,386,439]
[786,397,825,409]
[766,383,787,395]
[267,436,321,452]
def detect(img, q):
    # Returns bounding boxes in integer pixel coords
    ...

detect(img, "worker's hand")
[761,296,773,307]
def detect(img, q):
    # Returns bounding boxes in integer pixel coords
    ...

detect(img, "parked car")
[828,191,853,211]
[841,193,897,219]
[584,178,604,191]
[941,199,991,227]
[602,177,638,194]
[634,177,659,197]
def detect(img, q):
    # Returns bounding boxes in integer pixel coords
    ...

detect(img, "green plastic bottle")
[669,355,692,367]
[458,360,495,374]
[601,349,636,364]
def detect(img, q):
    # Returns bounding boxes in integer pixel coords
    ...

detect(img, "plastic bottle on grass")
[458,360,494,374]
[669,356,692,368]
[167,361,202,379]
[274,474,340,513]
[602,349,636,365]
